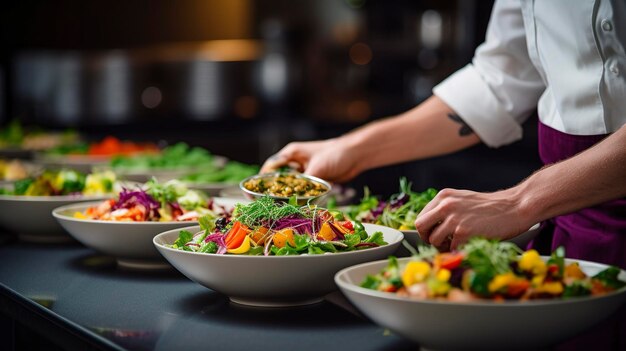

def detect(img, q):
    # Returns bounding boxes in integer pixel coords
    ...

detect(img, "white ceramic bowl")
[335,257,626,351]
[0,193,111,243]
[53,197,242,269]
[108,156,229,183]
[397,223,542,256]
[185,182,236,197]
[33,153,109,173]
[154,223,404,307]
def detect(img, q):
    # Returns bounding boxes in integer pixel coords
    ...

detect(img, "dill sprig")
[234,196,307,228]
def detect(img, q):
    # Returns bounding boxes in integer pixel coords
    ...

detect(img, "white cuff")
[433,65,524,148]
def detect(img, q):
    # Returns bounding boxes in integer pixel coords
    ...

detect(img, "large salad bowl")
[154,223,403,307]
[335,257,626,351]
[53,198,241,269]
[0,193,111,243]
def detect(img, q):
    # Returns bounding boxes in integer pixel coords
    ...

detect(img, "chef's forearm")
[336,95,481,174]
[513,124,626,225]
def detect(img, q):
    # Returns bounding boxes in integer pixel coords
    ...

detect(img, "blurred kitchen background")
[0,0,542,197]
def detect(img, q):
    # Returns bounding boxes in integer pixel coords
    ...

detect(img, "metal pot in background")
[11,40,263,126]
[146,40,262,121]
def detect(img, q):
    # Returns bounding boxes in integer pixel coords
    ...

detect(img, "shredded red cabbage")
[169,201,182,213]
[389,193,408,209]
[370,200,387,218]
[204,233,227,254]
[113,188,160,219]
[273,215,316,235]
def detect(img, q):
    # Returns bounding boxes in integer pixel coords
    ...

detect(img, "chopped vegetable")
[169,195,387,256]
[0,169,114,196]
[77,179,231,222]
[346,178,436,230]
[362,238,626,301]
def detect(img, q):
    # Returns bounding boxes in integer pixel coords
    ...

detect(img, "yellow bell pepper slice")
[227,236,251,254]
[402,261,431,287]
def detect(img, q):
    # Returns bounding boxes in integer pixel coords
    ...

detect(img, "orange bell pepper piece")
[225,221,250,249]
[273,228,295,248]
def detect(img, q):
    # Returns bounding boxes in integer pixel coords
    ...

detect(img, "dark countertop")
[0,237,415,351]
[1,235,625,351]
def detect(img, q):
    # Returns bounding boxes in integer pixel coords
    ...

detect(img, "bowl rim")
[335,256,626,307]
[0,193,111,202]
[52,197,243,225]
[239,171,332,201]
[108,155,229,174]
[153,223,403,260]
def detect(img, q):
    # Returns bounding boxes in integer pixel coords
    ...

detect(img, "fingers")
[414,195,442,244]
[414,189,467,251]
[260,154,289,174]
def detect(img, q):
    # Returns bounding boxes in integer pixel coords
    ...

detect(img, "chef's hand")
[260,138,361,183]
[414,188,534,251]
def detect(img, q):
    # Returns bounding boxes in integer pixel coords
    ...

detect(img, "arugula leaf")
[247,247,264,255]
[291,234,311,252]
[353,221,367,240]
[562,280,592,298]
[311,242,337,253]
[271,245,299,256]
[173,230,194,248]
[593,266,626,290]
[364,231,387,246]
[288,195,298,206]
[199,241,218,254]
[344,234,361,248]
[308,246,326,255]
[13,178,33,195]
[360,275,381,290]
[198,215,216,233]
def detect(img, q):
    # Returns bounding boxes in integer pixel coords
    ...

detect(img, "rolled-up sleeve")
[433,0,545,147]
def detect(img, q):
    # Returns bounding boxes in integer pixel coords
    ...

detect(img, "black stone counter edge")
[0,282,125,351]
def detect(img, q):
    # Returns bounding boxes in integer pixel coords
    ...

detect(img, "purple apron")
[536,122,626,269]
[537,122,626,351]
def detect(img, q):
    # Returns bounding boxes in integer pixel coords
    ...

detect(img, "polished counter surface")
[1,237,625,351]
[0,238,415,351]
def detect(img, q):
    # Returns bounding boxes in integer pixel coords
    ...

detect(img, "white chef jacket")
[433,0,626,148]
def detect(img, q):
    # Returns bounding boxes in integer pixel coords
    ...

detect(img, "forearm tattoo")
[447,113,474,136]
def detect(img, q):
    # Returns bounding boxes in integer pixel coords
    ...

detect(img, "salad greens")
[0,119,79,150]
[362,237,626,301]
[77,179,228,222]
[170,195,388,256]
[0,169,116,196]
[346,178,437,230]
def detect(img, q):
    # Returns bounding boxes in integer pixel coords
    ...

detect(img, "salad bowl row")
[53,198,240,269]
[154,222,403,307]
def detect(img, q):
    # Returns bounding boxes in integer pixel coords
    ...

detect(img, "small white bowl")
[153,223,404,307]
[335,257,626,351]
[0,194,110,243]
[53,197,242,269]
